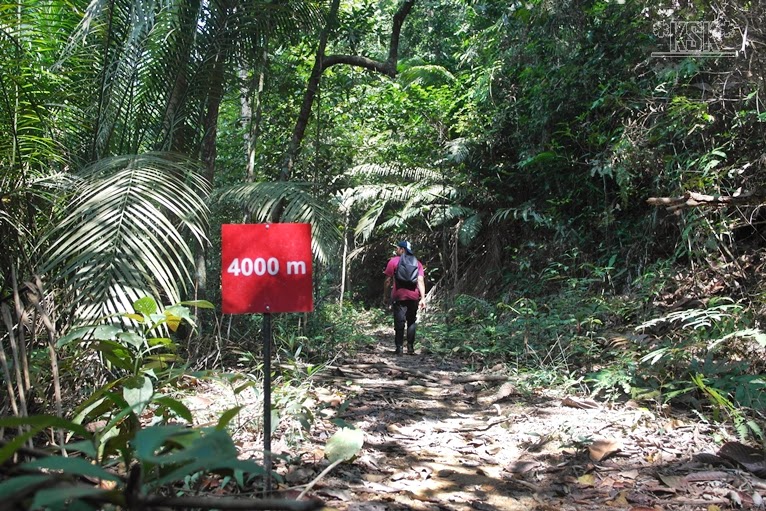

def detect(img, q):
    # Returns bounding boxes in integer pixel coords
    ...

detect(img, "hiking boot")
[394,346,403,356]
[406,343,415,355]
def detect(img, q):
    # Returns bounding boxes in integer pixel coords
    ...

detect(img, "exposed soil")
[184,325,766,511]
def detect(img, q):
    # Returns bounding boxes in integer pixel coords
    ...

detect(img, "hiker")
[383,240,426,355]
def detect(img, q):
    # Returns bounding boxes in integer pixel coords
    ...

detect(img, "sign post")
[221,223,313,493]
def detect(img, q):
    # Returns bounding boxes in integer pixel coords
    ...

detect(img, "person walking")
[383,240,426,355]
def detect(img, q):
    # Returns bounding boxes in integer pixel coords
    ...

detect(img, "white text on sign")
[227,257,308,277]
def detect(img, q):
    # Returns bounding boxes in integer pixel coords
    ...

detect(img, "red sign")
[222,223,313,314]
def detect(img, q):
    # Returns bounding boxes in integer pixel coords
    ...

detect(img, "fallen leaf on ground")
[507,460,539,474]
[657,473,685,490]
[562,396,600,409]
[718,441,766,477]
[589,438,623,462]
[606,491,629,507]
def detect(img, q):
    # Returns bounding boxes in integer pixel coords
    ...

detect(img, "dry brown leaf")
[562,396,601,409]
[390,470,409,481]
[386,424,414,437]
[620,469,639,480]
[641,480,676,494]
[577,473,596,486]
[718,441,766,477]
[507,460,539,474]
[606,491,629,507]
[657,473,685,490]
[285,467,315,484]
[589,438,623,462]
[478,382,517,405]
[316,393,343,406]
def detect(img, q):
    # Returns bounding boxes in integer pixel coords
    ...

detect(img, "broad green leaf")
[0,475,51,500]
[165,305,193,320]
[178,300,215,309]
[123,375,153,414]
[164,313,181,332]
[93,325,122,340]
[56,326,95,347]
[0,429,40,464]
[144,429,241,488]
[93,341,134,371]
[217,406,244,430]
[64,440,98,458]
[146,337,174,348]
[118,332,144,349]
[133,296,158,316]
[22,457,121,482]
[153,396,193,423]
[31,486,109,509]
[0,416,89,438]
[133,425,192,462]
[0,420,94,468]
[325,427,364,463]
[149,453,266,489]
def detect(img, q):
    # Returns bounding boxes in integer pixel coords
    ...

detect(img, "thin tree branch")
[278,0,416,184]
[647,190,766,213]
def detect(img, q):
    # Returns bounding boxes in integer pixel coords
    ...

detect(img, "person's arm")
[383,275,392,304]
[417,275,426,307]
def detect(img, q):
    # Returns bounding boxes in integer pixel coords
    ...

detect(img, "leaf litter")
[188,338,766,511]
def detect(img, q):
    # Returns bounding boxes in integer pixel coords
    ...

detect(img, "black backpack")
[394,253,419,290]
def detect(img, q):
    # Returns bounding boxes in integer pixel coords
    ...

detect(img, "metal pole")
[263,312,272,494]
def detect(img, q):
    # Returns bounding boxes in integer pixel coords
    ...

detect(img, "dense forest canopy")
[2,0,766,507]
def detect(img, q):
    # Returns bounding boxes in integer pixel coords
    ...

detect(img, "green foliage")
[422,282,622,373]
[0,297,270,510]
[0,417,266,510]
[636,299,766,439]
[55,296,213,454]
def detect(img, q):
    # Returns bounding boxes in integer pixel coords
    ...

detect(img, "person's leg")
[405,300,418,354]
[392,301,406,354]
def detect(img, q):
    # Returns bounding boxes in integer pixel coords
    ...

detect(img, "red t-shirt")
[385,256,424,301]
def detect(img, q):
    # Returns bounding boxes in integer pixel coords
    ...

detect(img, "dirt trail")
[187,332,766,510]
[287,337,765,511]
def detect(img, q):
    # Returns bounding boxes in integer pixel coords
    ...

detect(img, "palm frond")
[354,201,386,243]
[458,213,483,246]
[398,64,456,88]
[345,163,441,183]
[490,204,553,228]
[444,137,471,165]
[429,205,475,227]
[39,153,209,321]
[218,181,340,264]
